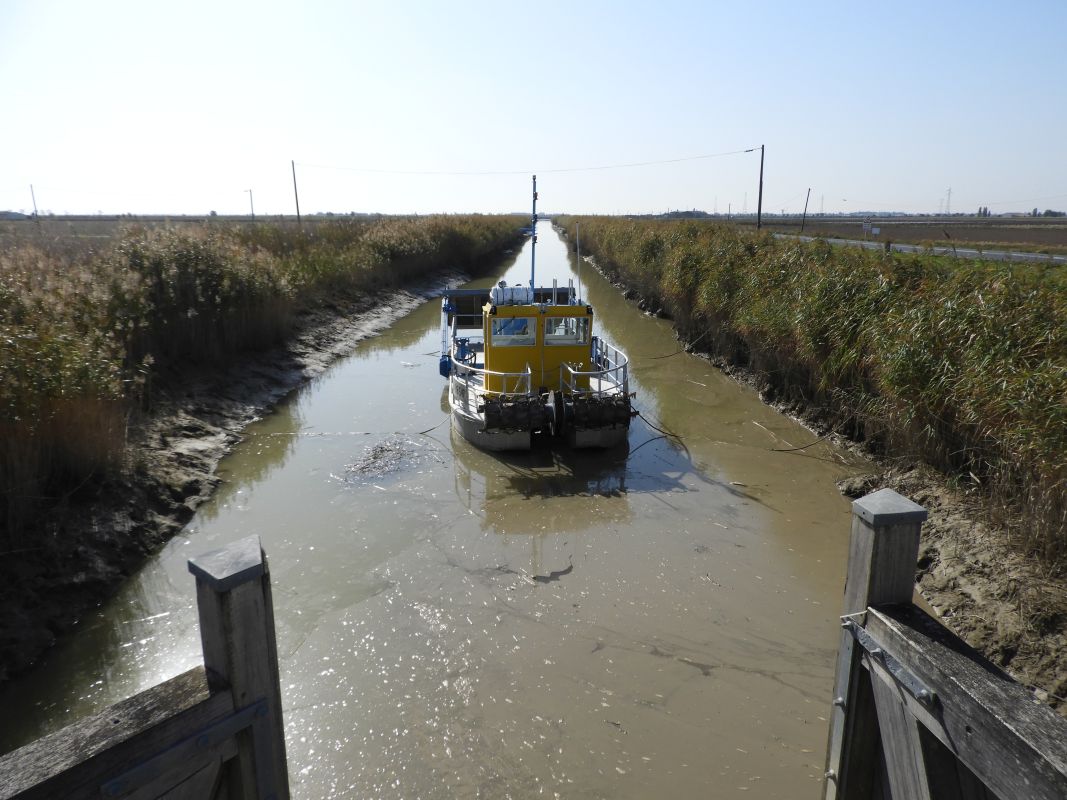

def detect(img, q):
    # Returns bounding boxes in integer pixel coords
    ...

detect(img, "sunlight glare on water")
[0,222,869,799]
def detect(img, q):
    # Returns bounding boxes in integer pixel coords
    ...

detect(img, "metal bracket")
[842,616,938,709]
[102,698,277,799]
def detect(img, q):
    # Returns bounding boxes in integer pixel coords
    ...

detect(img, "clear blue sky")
[2,0,1065,216]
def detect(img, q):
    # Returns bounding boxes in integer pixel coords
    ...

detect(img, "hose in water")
[646,329,711,360]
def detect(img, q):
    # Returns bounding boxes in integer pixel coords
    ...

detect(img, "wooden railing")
[0,535,290,800]
[824,489,1067,799]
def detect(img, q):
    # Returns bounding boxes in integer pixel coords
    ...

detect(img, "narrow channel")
[1,222,868,798]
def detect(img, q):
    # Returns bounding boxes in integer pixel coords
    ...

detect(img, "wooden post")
[188,535,290,800]
[824,488,927,799]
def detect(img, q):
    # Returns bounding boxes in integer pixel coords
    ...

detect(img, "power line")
[295,148,753,177]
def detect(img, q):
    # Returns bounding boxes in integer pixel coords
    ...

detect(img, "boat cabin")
[482,283,592,394]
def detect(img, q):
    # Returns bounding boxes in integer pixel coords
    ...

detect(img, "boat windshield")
[544,316,589,346]
[490,317,537,346]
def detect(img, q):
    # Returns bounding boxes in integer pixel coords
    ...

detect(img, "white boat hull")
[449,374,628,452]
[450,409,533,451]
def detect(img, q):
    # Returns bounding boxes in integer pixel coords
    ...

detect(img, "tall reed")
[0,215,525,549]
[558,216,1066,564]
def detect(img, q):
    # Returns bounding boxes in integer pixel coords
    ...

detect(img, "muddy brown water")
[0,223,869,798]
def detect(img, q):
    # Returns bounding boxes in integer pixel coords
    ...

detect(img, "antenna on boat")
[576,221,582,304]
[530,174,537,289]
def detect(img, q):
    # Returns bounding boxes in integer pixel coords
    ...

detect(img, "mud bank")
[0,277,464,683]
[854,466,1067,716]
[589,254,1067,717]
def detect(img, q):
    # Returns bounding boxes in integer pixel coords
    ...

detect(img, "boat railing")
[451,356,533,398]
[560,341,629,397]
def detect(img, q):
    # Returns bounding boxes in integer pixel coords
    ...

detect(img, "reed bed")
[0,215,524,547]
[558,216,1067,564]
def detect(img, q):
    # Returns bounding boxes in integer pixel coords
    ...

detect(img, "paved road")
[774,234,1067,265]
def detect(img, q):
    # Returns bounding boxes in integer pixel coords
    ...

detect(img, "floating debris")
[339,435,444,485]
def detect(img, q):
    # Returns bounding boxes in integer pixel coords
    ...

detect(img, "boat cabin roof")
[445,285,586,330]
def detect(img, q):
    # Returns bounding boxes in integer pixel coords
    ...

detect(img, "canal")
[1,222,868,798]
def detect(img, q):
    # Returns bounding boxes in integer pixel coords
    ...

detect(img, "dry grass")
[0,215,524,549]
[558,216,1067,565]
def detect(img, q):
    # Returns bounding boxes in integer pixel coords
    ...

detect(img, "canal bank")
[1,223,875,798]
[564,226,1067,720]
[0,271,485,685]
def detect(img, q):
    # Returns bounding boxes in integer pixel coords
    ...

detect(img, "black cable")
[416,418,450,436]
[634,411,691,462]
[624,434,668,458]
[772,430,836,452]
[647,330,711,360]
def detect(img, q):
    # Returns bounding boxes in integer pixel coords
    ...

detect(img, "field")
[763,216,1067,256]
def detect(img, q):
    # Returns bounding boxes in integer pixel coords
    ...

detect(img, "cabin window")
[490,317,537,346]
[544,316,589,346]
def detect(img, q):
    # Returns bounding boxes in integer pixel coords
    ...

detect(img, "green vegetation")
[558,216,1067,564]
[0,215,524,547]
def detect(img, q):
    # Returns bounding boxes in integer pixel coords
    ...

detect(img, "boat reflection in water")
[447,408,700,581]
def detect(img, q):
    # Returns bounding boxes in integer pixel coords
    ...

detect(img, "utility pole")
[576,221,582,303]
[291,160,302,226]
[530,174,537,289]
[728,202,731,221]
[757,144,765,230]
[946,187,952,216]
[801,187,811,233]
[745,144,765,230]
[29,184,41,231]
[246,189,255,220]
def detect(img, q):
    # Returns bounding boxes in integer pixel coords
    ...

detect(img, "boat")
[438,176,634,451]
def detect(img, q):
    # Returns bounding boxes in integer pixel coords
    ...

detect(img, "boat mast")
[530,174,537,289]
[576,221,582,304]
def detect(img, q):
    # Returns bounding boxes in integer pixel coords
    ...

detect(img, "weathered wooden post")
[824,488,927,799]
[189,535,290,800]
[0,536,291,799]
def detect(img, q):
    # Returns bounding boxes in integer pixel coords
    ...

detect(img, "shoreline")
[599,258,1067,717]
[0,275,467,684]
[3,255,1063,720]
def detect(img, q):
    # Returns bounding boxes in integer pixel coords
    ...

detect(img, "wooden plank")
[825,489,927,800]
[109,729,238,800]
[157,758,222,800]
[191,537,289,800]
[125,751,227,800]
[195,570,259,799]
[868,656,933,800]
[259,555,288,781]
[918,725,1000,800]
[955,763,998,800]
[835,661,885,799]
[867,605,1067,800]
[0,667,234,800]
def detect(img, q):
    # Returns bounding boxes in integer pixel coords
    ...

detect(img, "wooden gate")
[0,535,290,800]
[824,489,1067,799]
